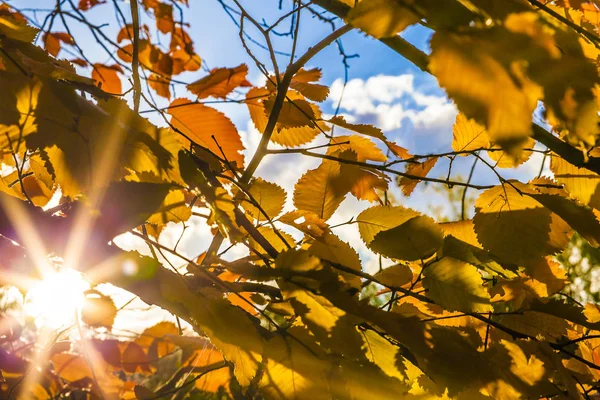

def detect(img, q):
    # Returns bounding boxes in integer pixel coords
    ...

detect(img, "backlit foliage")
[1,0,600,399]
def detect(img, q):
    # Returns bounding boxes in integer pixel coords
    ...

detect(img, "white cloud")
[330,75,415,113]
[328,74,457,150]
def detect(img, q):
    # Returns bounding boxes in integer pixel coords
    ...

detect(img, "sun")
[24,269,90,329]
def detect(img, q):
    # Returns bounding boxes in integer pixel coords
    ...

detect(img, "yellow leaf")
[122,342,150,374]
[247,88,329,147]
[21,175,54,207]
[307,232,362,290]
[488,137,536,169]
[348,168,388,203]
[51,353,93,382]
[328,115,386,141]
[0,16,38,42]
[370,215,444,261]
[452,113,490,154]
[374,264,413,288]
[346,0,420,39]
[439,219,482,249]
[186,64,251,99]
[473,182,572,264]
[550,148,600,210]
[249,226,294,254]
[293,158,354,220]
[523,178,600,247]
[148,73,171,99]
[430,31,542,153]
[290,68,329,102]
[146,189,192,237]
[263,96,316,129]
[357,204,419,245]
[423,257,492,313]
[135,321,179,349]
[243,177,286,222]
[168,98,245,167]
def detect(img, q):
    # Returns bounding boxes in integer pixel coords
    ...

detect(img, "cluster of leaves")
[1,319,232,398]
[1,0,600,399]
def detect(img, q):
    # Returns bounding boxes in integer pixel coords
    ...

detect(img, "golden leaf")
[370,215,444,261]
[243,177,286,222]
[473,182,572,264]
[346,0,420,38]
[423,257,492,313]
[293,158,354,221]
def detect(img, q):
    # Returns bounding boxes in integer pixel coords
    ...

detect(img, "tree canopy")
[1,0,600,399]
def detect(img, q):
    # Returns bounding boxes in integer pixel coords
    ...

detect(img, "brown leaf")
[78,0,105,11]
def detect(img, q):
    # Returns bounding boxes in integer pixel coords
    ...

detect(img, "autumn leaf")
[550,148,600,210]
[81,291,117,329]
[374,264,413,288]
[423,257,493,313]
[187,64,251,99]
[293,157,355,220]
[290,68,329,102]
[92,64,123,94]
[243,178,286,222]
[430,30,542,154]
[473,182,572,264]
[43,32,74,57]
[370,215,444,261]
[78,0,106,11]
[247,87,329,147]
[452,113,490,154]
[168,98,245,167]
[346,0,420,38]
[398,157,437,196]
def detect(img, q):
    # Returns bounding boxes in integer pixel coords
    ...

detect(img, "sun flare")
[24,270,89,328]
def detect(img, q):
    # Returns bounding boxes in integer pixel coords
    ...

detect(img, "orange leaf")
[92,64,122,94]
[149,73,171,99]
[70,58,88,67]
[386,141,412,160]
[136,322,179,348]
[155,2,174,33]
[43,32,74,57]
[51,353,93,381]
[187,64,251,99]
[227,292,259,315]
[172,48,202,73]
[169,98,245,167]
[122,342,150,374]
[398,157,438,196]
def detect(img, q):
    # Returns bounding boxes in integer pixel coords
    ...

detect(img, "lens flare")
[24,269,89,328]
